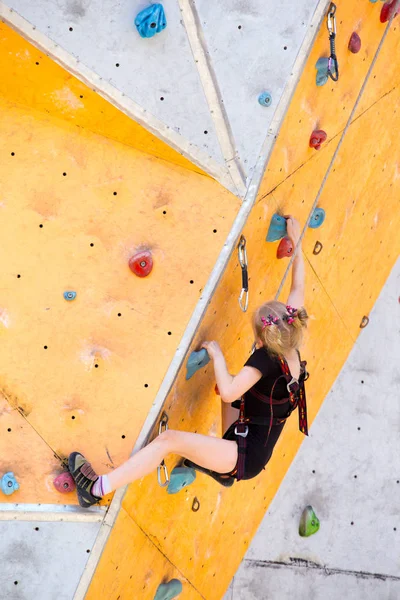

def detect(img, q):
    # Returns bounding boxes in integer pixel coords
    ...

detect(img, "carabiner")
[157,413,170,488]
[238,235,249,312]
[327,3,336,35]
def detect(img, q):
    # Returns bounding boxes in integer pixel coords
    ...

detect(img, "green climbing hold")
[299,505,320,537]
[154,579,183,600]
[167,467,196,495]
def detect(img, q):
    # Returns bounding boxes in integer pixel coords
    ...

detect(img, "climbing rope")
[327,3,339,81]
[275,2,400,300]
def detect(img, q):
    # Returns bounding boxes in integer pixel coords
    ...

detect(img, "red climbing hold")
[53,472,76,494]
[381,1,399,23]
[348,32,361,54]
[309,130,327,150]
[277,237,294,259]
[129,251,153,277]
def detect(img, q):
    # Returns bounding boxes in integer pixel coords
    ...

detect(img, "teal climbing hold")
[266,214,287,242]
[135,4,167,38]
[299,505,320,537]
[167,467,196,495]
[1,472,19,496]
[315,57,329,87]
[154,579,183,600]
[185,349,210,380]
[308,208,326,229]
[258,92,272,107]
[63,291,76,301]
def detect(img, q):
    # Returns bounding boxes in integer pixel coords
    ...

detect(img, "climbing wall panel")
[0,97,239,504]
[0,22,206,175]
[88,4,400,598]
[86,508,203,600]
[259,0,393,196]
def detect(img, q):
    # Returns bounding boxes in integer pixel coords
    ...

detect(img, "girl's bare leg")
[107,429,238,491]
[221,401,239,435]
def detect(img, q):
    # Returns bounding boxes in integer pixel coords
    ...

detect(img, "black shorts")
[223,421,286,480]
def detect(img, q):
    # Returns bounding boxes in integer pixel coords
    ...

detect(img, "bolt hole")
[44,346,48,349]
[361,380,364,384]
[167,331,172,336]
[238,25,242,29]
[144,384,149,388]
[283,46,287,50]
[351,521,354,525]
[7,428,11,432]
[90,243,94,247]
[354,475,357,479]
[71,416,75,420]
[162,210,167,214]
[150,22,156,28]
[14,581,18,586]
[86,549,90,553]
[122,435,126,439]
[17,274,21,278]
[204,130,208,134]
[69,26,73,31]
[35,62,39,65]
[35,527,39,531]
[160,96,164,101]
[190,280,194,284]
[357,427,361,431]
[94,364,99,368]
[11,152,15,156]
[312,470,315,474]
[62,172,67,176]
[115,63,120,67]
[213,229,217,233]
[118,313,121,317]
[113,192,117,196]
[80,95,84,99]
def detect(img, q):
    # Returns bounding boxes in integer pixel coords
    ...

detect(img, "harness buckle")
[234,424,249,438]
[287,377,299,394]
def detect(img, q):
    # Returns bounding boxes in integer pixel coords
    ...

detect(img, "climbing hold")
[63,291,76,301]
[266,214,287,242]
[315,57,329,87]
[348,32,361,54]
[1,472,19,496]
[53,472,76,494]
[380,1,399,23]
[309,130,327,151]
[258,92,272,107]
[167,467,196,495]
[308,208,326,229]
[360,315,370,329]
[277,237,293,259]
[135,4,167,38]
[192,496,200,512]
[185,349,210,380]
[299,505,320,537]
[154,579,183,600]
[129,251,153,277]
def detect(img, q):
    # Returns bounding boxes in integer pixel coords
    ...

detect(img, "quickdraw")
[238,235,249,312]
[327,3,339,81]
[157,413,170,487]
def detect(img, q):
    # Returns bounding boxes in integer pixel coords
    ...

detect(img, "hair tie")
[286,305,298,325]
[261,314,279,330]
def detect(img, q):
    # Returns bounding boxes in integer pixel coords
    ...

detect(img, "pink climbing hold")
[309,130,327,151]
[277,237,294,259]
[53,472,76,494]
[380,0,399,23]
[129,251,153,277]
[348,32,361,54]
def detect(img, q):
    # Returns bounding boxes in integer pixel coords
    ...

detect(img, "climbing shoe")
[68,452,102,508]
[183,459,235,487]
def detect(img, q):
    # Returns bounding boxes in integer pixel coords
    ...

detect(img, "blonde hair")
[253,301,308,356]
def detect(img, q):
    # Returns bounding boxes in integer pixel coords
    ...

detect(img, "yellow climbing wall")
[87,2,400,598]
[0,94,239,505]
[0,22,206,175]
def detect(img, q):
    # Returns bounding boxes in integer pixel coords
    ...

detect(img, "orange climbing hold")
[129,251,153,277]
[309,130,327,150]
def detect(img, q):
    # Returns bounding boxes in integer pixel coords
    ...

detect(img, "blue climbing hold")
[266,214,287,242]
[315,57,329,87]
[1,472,19,496]
[135,4,167,38]
[154,579,183,600]
[63,291,76,301]
[185,349,210,380]
[167,467,196,495]
[258,92,272,107]
[369,0,379,3]
[308,208,326,229]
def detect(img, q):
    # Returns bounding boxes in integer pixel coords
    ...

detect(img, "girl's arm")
[286,216,305,308]
[202,341,262,403]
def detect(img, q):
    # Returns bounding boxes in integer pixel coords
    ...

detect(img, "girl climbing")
[68,216,309,507]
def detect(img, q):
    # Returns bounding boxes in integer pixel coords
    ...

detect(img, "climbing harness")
[238,235,249,312]
[231,356,309,481]
[327,3,339,81]
[157,413,170,487]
